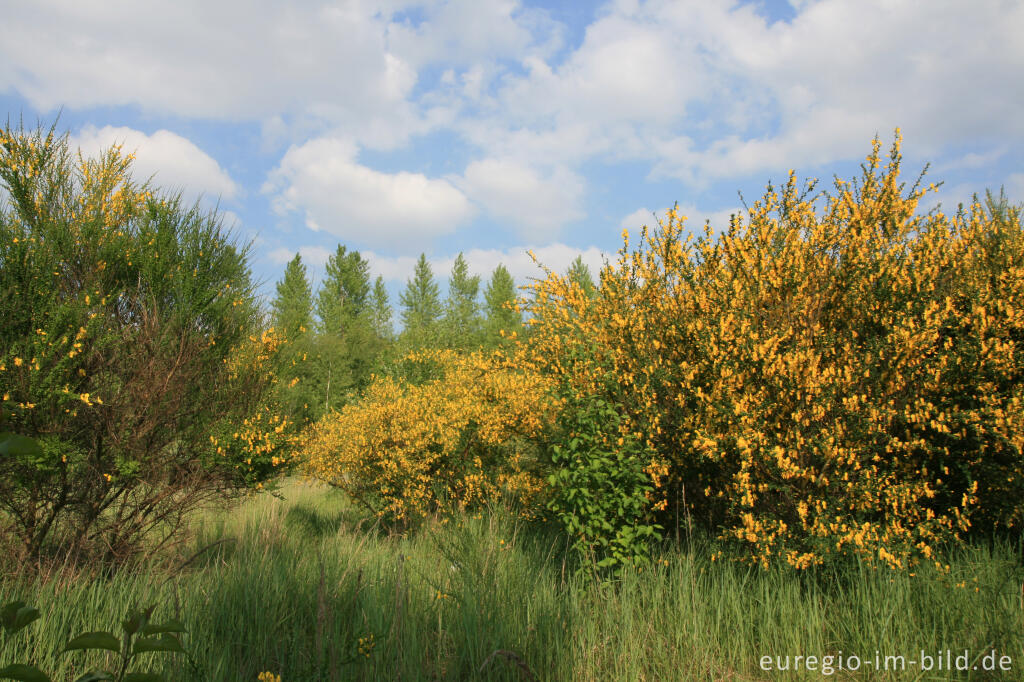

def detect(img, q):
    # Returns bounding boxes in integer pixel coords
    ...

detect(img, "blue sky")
[1,0,1022,310]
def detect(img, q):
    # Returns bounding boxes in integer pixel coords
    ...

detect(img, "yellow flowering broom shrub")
[303,349,554,527]
[525,131,1024,570]
[207,326,299,488]
[0,120,297,564]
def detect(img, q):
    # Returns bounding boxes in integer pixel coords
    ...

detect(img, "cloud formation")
[3,0,1020,282]
[263,136,475,249]
[69,125,239,203]
[455,158,586,240]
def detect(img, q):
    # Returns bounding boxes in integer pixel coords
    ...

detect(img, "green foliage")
[482,264,521,348]
[544,390,661,574]
[311,245,379,414]
[565,256,596,299]
[399,254,442,349]
[270,254,313,341]
[0,120,292,564]
[442,253,481,349]
[269,255,318,427]
[1,600,190,682]
[315,245,370,336]
[368,276,393,343]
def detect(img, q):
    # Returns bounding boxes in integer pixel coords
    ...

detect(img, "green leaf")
[64,632,121,653]
[1,601,26,629]
[140,619,186,636]
[1,602,40,634]
[122,605,157,637]
[122,673,165,682]
[132,633,185,655]
[0,663,52,682]
[73,673,114,682]
[0,433,42,458]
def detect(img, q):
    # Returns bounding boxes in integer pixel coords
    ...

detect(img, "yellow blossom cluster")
[524,132,1024,570]
[210,327,297,482]
[303,349,554,526]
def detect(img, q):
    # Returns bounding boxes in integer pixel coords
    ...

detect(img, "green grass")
[2,478,1023,681]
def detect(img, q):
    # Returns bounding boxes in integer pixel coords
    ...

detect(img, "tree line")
[268,247,598,427]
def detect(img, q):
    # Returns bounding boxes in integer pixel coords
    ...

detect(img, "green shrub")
[0,120,295,566]
[544,387,662,574]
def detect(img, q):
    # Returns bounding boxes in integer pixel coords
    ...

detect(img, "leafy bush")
[525,131,1024,570]
[544,389,661,573]
[0,120,296,566]
[303,349,553,528]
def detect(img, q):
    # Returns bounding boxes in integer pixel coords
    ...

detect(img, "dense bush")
[0,120,295,565]
[525,131,1024,570]
[303,349,553,528]
[544,388,662,573]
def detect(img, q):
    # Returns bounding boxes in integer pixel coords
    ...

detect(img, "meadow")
[3,478,1023,681]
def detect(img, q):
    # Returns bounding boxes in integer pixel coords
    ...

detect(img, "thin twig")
[478,649,538,682]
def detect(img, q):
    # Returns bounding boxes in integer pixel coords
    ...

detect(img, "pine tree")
[399,253,442,348]
[270,253,313,340]
[316,245,371,336]
[270,254,318,426]
[443,252,481,349]
[369,275,393,342]
[483,263,521,346]
[312,245,376,413]
[566,255,597,298]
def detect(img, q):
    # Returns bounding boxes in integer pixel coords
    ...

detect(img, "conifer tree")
[271,253,313,340]
[312,245,376,412]
[369,275,393,342]
[566,255,597,298]
[399,253,442,347]
[269,254,317,426]
[483,263,522,346]
[316,245,371,336]
[443,252,482,349]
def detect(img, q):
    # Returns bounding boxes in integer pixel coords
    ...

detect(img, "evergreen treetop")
[399,253,442,344]
[271,253,313,340]
[443,252,482,348]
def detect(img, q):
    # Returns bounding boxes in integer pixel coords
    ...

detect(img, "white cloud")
[649,0,1024,180]
[219,210,242,230]
[386,0,563,69]
[455,158,586,239]
[621,204,741,237]
[263,136,475,251]
[620,207,667,231]
[676,203,745,237]
[5,0,1021,263]
[1006,174,1024,204]
[0,1,426,149]
[934,148,1008,174]
[268,245,333,270]
[69,125,238,203]
[365,243,608,288]
[451,0,1024,187]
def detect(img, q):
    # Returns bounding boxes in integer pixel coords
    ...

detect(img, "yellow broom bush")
[525,131,1024,570]
[302,349,554,527]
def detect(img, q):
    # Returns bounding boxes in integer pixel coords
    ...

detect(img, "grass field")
[2,478,1023,681]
